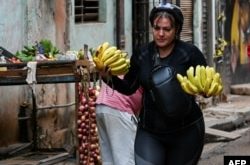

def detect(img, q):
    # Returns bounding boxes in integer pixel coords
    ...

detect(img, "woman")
[95,82,143,165]
[101,3,207,165]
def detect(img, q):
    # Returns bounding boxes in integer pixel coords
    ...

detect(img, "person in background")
[95,80,143,165]
[100,2,207,165]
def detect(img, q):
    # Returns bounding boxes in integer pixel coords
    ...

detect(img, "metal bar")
[0,75,78,86]
[39,152,69,165]
[31,89,37,151]
[8,143,33,156]
[0,60,76,68]
[132,0,149,52]
[37,102,75,110]
[116,0,125,49]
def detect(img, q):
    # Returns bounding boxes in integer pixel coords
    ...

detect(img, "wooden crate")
[0,60,91,85]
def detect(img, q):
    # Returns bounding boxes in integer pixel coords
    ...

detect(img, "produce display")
[177,65,223,97]
[92,42,130,75]
[0,46,22,63]
[15,39,60,62]
[77,80,101,165]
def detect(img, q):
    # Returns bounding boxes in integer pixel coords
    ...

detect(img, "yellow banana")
[101,46,117,62]
[94,50,100,58]
[200,65,207,88]
[120,52,128,58]
[204,77,213,94]
[125,58,130,66]
[96,44,102,55]
[177,71,199,95]
[111,67,129,76]
[103,53,120,67]
[195,65,201,77]
[194,76,204,93]
[103,49,123,65]
[99,42,110,54]
[113,49,122,55]
[176,73,185,83]
[93,56,105,71]
[214,84,223,96]
[205,66,212,80]
[195,65,205,93]
[110,62,129,73]
[108,57,127,68]
[97,42,110,59]
[186,79,199,94]
[102,42,110,50]
[211,73,221,85]
[206,82,219,97]
[186,66,196,85]
[96,44,102,51]
[180,81,196,95]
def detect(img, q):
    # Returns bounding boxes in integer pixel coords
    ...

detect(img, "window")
[75,0,100,23]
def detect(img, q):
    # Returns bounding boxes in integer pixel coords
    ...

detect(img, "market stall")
[0,44,101,164]
[0,41,131,165]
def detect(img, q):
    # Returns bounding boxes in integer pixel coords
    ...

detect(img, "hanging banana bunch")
[92,42,130,76]
[176,65,223,97]
[217,12,226,22]
[214,37,228,58]
[214,10,227,59]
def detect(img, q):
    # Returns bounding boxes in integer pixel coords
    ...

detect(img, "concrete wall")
[0,0,75,149]
[0,0,27,52]
[69,0,133,55]
[0,0,29,146]
[0,0,133,150]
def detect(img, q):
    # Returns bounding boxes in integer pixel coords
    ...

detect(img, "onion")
[77,84,101,164]
[79,105,85,112]
[81,97,87,104]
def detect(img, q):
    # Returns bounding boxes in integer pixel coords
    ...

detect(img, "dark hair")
[152,12,176,30]
[149,3,184,35]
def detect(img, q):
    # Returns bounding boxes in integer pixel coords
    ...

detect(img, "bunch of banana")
[176,65,223,97]
[214,38,227,58]
[15,45,36,62]
[92,42,130,75]
[15,39,60,61]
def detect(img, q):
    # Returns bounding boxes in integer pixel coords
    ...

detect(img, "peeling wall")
[0,0,133,149]
[0,0,74,149]
[68,0,133,55]
[69,0,116,51]
[0,0,27,52]
[0,0,30,146]
[0,86,30,146]
[26,0,56,44]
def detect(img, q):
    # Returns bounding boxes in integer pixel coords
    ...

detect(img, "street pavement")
[200,83,250,161]
[203,94,250,132]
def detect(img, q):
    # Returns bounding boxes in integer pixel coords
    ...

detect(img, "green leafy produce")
[15,39,60,62]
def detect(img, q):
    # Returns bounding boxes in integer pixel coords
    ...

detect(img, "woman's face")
[152,17,177,49]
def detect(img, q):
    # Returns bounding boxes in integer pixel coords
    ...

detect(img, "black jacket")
[105,40,207,133]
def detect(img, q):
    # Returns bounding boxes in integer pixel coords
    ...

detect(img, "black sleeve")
[103,49,141,95]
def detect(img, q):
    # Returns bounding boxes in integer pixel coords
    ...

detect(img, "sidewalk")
[200,84,250,162]
[203,83,250,140]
